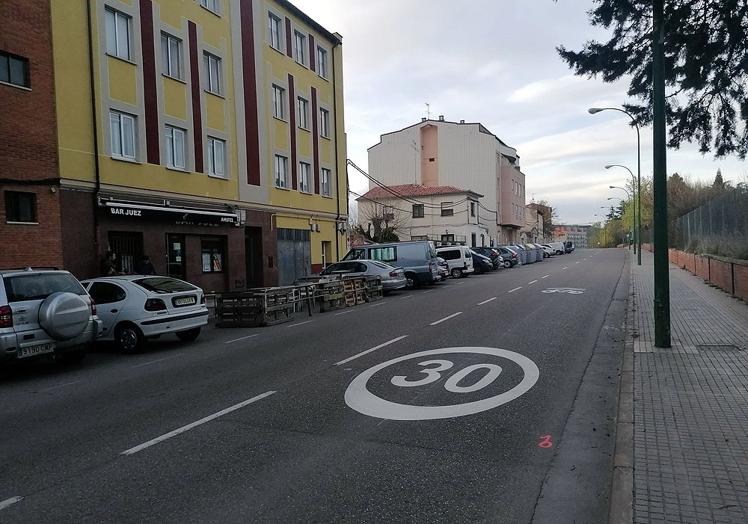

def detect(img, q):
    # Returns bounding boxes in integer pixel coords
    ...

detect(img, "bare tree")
[357,200,411,243]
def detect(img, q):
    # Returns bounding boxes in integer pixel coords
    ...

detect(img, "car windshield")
[133,277,195,294]
[4,273,87,302]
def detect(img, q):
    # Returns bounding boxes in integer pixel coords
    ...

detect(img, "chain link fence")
[673,186,748,259]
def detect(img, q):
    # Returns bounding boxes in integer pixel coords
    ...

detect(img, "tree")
[535,200,558,239]
[557,1,748,158]
[713,168,725,189]
[356,200,409,243]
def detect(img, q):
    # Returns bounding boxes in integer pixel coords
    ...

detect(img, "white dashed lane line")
[131,354,183,369]
[541,275,550,279]
[0,497,23,511]
[528,280,538,285]
[562,267,568,270]
[334,310,354,316]
[508,287,522,293]
[430,312,463,326]
[287,320,314,328]
[400,295,414,300]
[368,302,386,308]
[224,334,259,344]
[335,335,409,366]
[477,297,497,306]
[39,380,81,393]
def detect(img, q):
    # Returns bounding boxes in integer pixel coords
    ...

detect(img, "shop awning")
[102,201,240,226]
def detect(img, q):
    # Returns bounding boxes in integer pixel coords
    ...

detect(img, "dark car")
[472,247,502,269]
[471,252,494,274]
[564,241,575,253]
[497,247,519,268]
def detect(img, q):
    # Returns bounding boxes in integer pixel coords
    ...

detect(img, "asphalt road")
[0,248,629,523]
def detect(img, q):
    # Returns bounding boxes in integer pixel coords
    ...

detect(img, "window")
[88,282,126,304]
[272,84,285,119]
[203,52,222,95]
[369,246,396,263]
[382,206,395,221]
[160,33,183,80]
[0,51,30,88]
[164,126,186,169]
[441,202,454,217]
[268,13,282,51]
[321,168,331,196]
[274,154,288,188]
[316,46,328,78]
[471,233,477,247]
[207,137,226,177]
[439,249,460,261]
[412,204,424,218]
[4,191,36,223]
[105,8,131,60]
[319,107,330,138]
[201,238,225,273]
[299,162,311,193]
[297,97,309,129]
[470,201,476,217]
[441,234,455,244]
[199,0,220,14]
[294,31,306,65]
[110,110,136,160]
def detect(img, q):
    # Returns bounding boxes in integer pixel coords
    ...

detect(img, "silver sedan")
[320,260,407,292]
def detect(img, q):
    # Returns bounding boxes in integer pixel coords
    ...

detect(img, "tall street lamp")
[606,164,640,264]
[588,107,642,266]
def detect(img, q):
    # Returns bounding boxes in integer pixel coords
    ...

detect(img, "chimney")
[460,119,465,124]
[438,115,445,121]
[421,117,427,122]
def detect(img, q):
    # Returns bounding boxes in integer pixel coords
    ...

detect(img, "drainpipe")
[86,0,102,257]
[332,39,342,261]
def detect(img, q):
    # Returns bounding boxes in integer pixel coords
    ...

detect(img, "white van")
[436,246,474,278]
[547,241,566,255]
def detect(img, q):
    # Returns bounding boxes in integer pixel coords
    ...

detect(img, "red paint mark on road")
[538,435,553,448]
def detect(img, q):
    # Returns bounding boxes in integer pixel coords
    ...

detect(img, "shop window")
[108,231,143,274]
[201,238,225,273]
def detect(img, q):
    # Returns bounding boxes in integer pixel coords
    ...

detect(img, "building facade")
[553,225,591,248]
[0,0,347,291]
[357,184,488,247]
[520,204,545,243]
[367,117,526,246]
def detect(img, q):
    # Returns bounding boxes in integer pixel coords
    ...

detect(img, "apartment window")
[316,46,328,78]
[268,13,282,51]
[321,168,331,196]
[201,238,224,273]
[164,125,186,169]
[294,31,306,65]
[299,162,311,193]
[412,204,424,218]
[441,202,454,217]
[470,201,476,217]
[272,84,285,119]
[297,97,309,129]
[274,154,288,188]
[105,8,131,60]
[199,0,220,15]
[110,110,136,160]
[319,107,330,138]
[4,191,37,223]
[0,51,30,88]
[207,137,226,177]
[160,33,183,80]
[203,52,222,95]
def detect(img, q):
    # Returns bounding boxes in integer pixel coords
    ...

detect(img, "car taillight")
[389,271,400,277]
[0,305,12,328]
[145,298,167,312]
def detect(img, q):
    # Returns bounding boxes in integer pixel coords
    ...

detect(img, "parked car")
[564,241,575,253]
[435,257,450,281]
[471,247,503,269]
[436,245,475,278]
[81,276,208,353]
[1,268,102,365]
[497,247,519,268]
[541,245,555,258]
[320,260,407,292]
[343,241,439,288]
[547,241,566,255]
[471,252,494,274]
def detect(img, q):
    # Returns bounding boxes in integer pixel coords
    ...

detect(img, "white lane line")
[508,287,522,293]
[477,297,497,306]
[528,280,538,285]
[541,275,550,279]
[287,320,313,328]
[334,310,354,316]
[576,261,580,264]
[39,380,81,393]
[0,497,23,511]
[368,302,386,308]
[454,281,465,285]
[421,290,435,294]
[224,334,259,344]
[131,354,183,369]
[562,267,568,270]
[121,391,276,456]
[400,295,414,300]
[335,335,409,366]
[430,312,463,326]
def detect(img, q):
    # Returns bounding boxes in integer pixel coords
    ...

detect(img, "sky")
[293,0,747,225]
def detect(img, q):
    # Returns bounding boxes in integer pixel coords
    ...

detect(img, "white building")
[356,184,490,247]
[368,117,526,245]
[521,204,545,243]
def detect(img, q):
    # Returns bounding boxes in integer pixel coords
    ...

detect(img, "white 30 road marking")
[121,391,276,455]
[335,335,409,366]
[345,347,540,420]
[430,312,462,325]
[0,497,23,511]
[477,297,497,305]
[224,333,259,344]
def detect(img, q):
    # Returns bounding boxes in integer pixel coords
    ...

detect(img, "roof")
[357,184,483,201]
[276,0,342,45]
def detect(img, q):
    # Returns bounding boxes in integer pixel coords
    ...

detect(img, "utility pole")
[652,0,671,347]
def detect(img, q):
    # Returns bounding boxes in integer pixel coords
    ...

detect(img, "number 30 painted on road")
[391,360,503,393]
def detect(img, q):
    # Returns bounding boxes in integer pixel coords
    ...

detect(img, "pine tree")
[557,1,748,159]
[713,169,725,188]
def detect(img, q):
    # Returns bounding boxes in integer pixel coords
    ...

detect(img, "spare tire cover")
[39,292,90,341]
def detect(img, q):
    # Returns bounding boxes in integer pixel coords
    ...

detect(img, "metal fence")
[673,186,748,259]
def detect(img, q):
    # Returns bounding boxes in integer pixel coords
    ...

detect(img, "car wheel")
[405,273,418,289]
[176,327,201,343]
[503,260,512,268]
[451,268,463,279]
[115,324,144,354]
[56,349,86,365]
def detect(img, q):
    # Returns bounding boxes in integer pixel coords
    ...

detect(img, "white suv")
[0,268,102,365]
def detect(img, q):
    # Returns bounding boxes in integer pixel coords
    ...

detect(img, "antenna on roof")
[425,102,431,120]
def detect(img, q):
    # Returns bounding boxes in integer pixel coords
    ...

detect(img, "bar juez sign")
[105,203,239,226]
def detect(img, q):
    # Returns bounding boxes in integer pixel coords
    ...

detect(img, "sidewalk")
[629,250,748,523]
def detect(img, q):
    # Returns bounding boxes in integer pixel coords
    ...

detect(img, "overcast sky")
[293,0,747,224]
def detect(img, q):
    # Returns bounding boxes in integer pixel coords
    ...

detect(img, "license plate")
[18,343,55,359]
[174,296,196,306]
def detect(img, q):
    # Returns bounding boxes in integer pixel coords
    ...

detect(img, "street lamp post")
[588,108,642,265]
[606,164,640,264]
